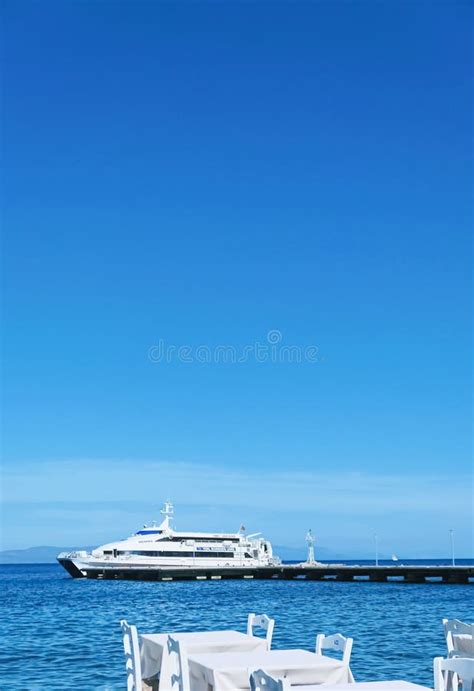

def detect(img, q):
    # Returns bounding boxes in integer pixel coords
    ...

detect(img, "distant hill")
[1,545,468,565]
[0,544,369,564]
[272,545,305,561]
[274,544,349,561]
[0,546,93,564]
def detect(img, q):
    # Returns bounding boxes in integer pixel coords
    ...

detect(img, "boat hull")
[57,553,277,579]
[57,557,87,578]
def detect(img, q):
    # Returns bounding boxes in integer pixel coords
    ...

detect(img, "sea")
[1,560,472,690]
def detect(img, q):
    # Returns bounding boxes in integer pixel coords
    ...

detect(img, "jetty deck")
[75,563,473,584]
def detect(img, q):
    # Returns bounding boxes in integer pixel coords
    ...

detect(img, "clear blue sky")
[2,1,472,556]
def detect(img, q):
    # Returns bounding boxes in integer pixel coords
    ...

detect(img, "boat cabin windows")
[153,536,240,543]
[117,550,236,558]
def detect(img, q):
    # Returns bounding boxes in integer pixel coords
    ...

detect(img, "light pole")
[449,529,455,567]
[305,530,315,565]
[374,533,379,567]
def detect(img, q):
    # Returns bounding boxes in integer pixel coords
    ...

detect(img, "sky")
[1,1,472,557]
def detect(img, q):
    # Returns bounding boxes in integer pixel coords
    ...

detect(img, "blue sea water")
[1,563,472,690]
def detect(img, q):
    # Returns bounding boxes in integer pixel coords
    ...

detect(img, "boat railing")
[57,551,88,559]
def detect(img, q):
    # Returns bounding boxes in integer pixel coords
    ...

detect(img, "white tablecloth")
[452,633,474,656]
[140,630,267,680]
[188,648,354,690]
[312,683,431,690]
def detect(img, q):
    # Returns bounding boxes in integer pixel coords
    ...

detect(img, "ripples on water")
[1,564,472,689]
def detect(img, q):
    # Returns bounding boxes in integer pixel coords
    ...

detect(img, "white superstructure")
[58,501,280,577]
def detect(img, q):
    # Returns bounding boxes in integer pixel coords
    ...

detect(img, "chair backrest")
[434,656,474,691]
[315,632,353,665]
[120,620,142,691]
[159,635,190,691]
[443,620,474,656]
[247,613,275,650]
[249,668,291,691]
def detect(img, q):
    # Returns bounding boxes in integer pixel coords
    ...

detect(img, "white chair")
[159,635,190,691]
[434,656,474,691]
[249,669,290,691]
[120,620,143,691]
[249,667,348,691]
[247,613,275,650]
[315,632,353,666]
[443,619,474,658]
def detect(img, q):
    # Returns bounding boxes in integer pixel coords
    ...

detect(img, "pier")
[63,561,474,584]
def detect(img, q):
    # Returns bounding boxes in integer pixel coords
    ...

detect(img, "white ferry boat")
[57,501,280,578]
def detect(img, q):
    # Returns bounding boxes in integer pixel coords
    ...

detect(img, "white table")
[313,683,431,690]
[140,629,267,680]
[452,633,474,657]
[188,648,354,690]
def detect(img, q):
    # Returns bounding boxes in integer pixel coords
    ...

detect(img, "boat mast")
[159,501,174,530]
